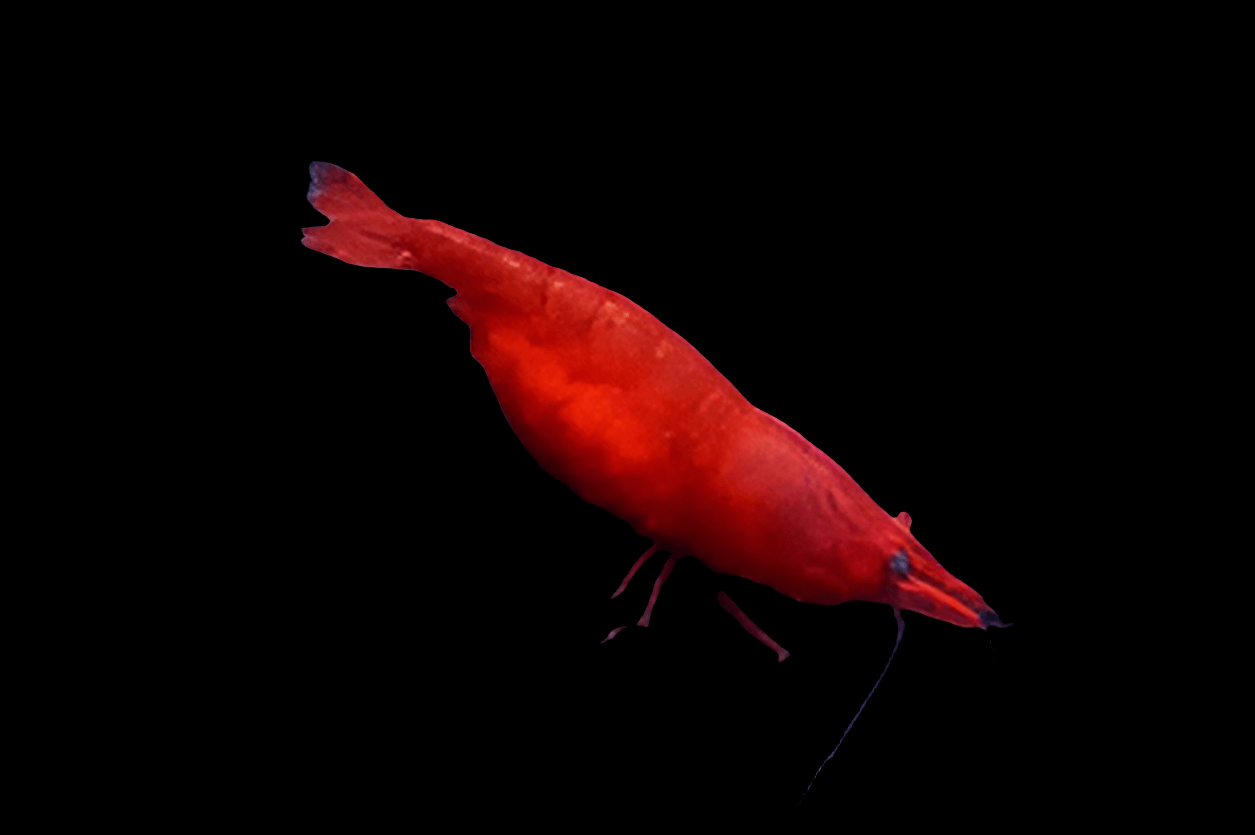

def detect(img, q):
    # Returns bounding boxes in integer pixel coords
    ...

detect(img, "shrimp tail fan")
[301,161,411,269]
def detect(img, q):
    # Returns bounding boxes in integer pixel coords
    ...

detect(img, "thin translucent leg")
[610,544,660,599]
[637,553,681,627]
[600,626,629,644]
[717,591,791,662]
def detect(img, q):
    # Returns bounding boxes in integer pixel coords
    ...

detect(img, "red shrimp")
[300,161,1008,798]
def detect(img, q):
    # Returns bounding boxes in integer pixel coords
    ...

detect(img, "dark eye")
[889,549,909,577]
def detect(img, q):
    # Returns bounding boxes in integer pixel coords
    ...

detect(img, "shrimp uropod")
[299,161,1010,805]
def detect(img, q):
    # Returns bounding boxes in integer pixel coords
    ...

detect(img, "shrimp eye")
[889,549,909,577]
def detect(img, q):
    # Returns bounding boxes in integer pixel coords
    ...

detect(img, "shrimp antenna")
[796,606,906,808]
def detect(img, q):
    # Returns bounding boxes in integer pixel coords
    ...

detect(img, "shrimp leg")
[637,553,681,627]
[610,543,661,598]
[717,591,791,662]
[599,550,681,643]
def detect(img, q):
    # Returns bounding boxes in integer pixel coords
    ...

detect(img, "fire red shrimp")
[300,161,1008,797]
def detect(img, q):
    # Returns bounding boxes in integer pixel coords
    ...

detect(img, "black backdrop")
[207,131,1071,823]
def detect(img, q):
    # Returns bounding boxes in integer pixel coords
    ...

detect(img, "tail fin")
[301,162,412,269]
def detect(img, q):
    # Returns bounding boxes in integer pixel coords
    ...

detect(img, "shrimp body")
[301,162,1003,631]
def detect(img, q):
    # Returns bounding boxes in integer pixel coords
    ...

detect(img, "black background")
[199,113,1084,823]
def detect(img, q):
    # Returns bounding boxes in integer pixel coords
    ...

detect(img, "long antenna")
[797,607,906,807]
